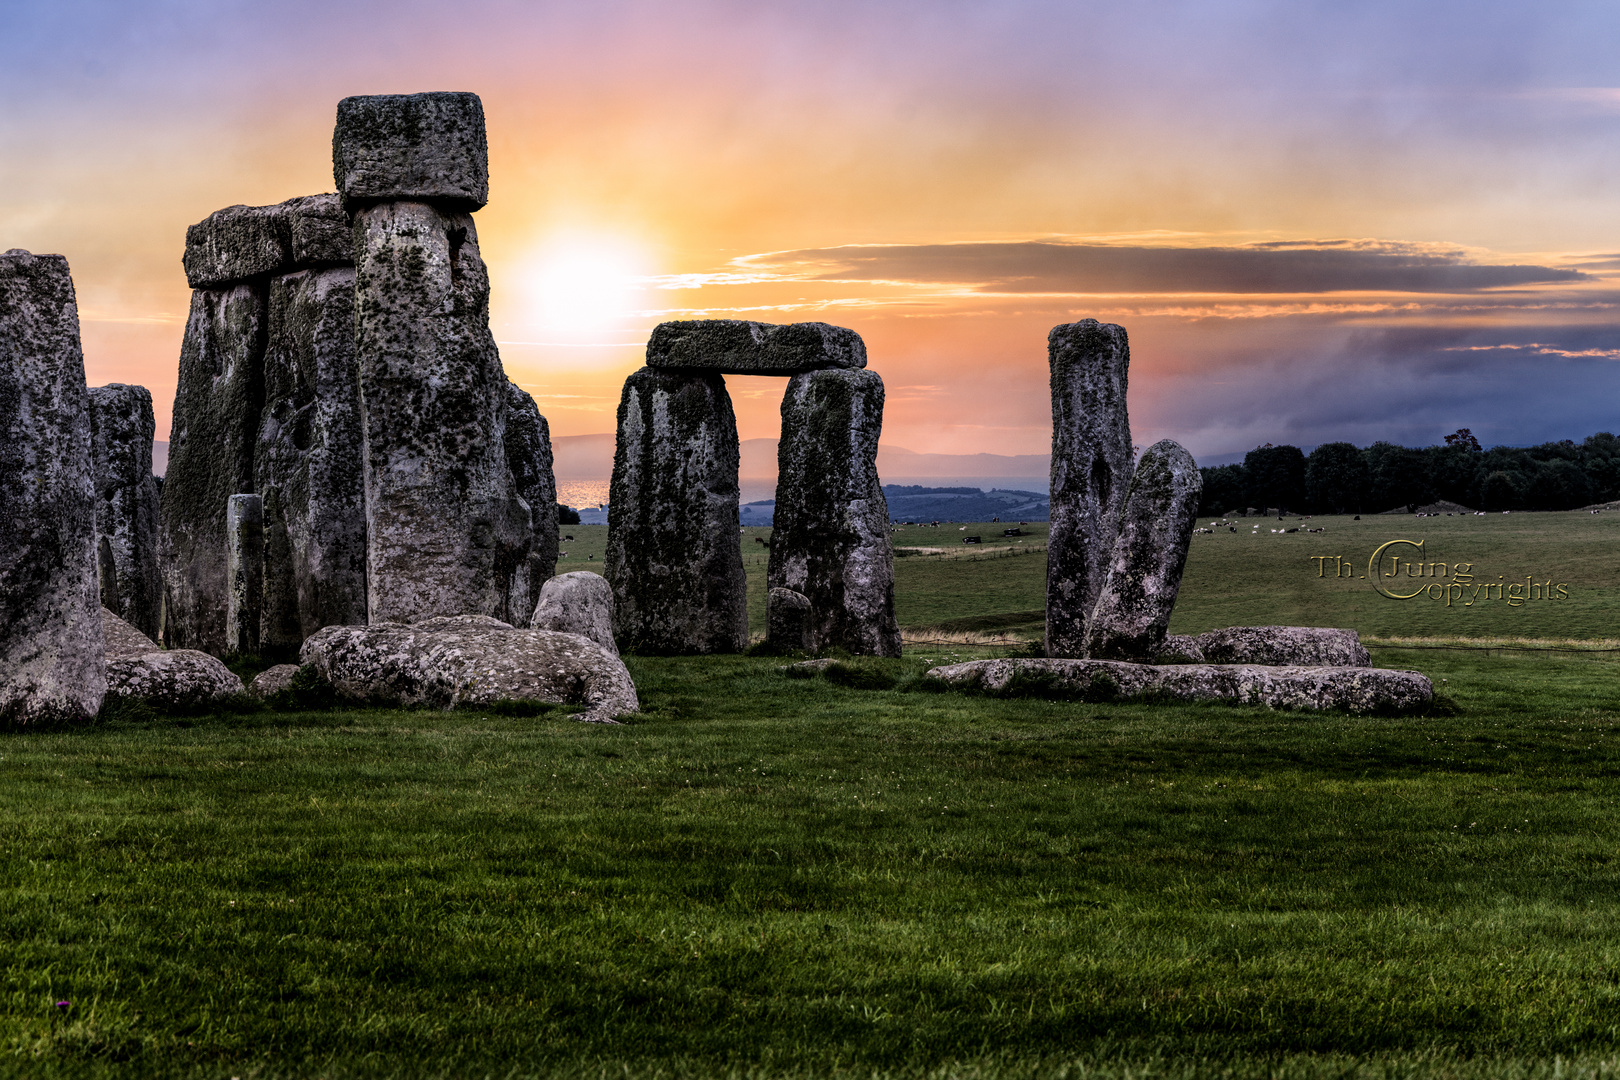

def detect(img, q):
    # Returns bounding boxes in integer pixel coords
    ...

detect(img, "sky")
[5,0,1620,463]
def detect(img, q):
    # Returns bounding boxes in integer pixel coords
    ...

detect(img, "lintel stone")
[333,92,489,212]
[647,320,866,375]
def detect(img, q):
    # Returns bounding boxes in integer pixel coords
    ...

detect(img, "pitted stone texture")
[226,495,263,654]
[160,283,265,654]
[1046,319,1134,658]
[1195,626,1371,668]
[333,92,489,212]
[284,194,352,267]
[926,657,1431,714]
[0,251,106,723]
[300,615,638,722]
[88,383,163,639]
[256,266,367,647]
[769,368,899,657]
[249,663,300,698]
[767,588,813,653]
[102,608,244,709]
[353,201,532,625]
[503,380,559,624]
[530,571,616,655]
[1086,440,1203,660]
[184,204,292,289]
[1153,635,1205,664]
[647,320,867,375]
[606,367,747,654]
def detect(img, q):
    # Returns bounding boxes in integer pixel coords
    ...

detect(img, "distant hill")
[740,484,1049,526]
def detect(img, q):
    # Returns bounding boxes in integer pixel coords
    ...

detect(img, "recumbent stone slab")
[1195,626,1371,668]
[87,383,163,640]
[605,367,747,654]
[1086,439,1203,661]
[769,367,900,657]
[333,92,489,212]
[530,571,616,656]
[1046,319,1134,659]
[647,319,867,375]
[183,204,292,289]
[0,251,107,723]
[102,607,243,709]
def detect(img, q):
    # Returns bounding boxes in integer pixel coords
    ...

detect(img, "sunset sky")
[5,0,1620,464]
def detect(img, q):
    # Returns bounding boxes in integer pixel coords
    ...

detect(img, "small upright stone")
[333,92,489,212]
[1085,440,1203,661]
[530,571,616,656]
[766,588,813,653]
[647,320,867,375]
[182,203,292,289]
[0,251,106,722]
[769,367,900,657]
[87,384,163,639]
[1046,319,1134,658]
[606,367,747,654]
[226,494,263,654]
[503,380,559,624]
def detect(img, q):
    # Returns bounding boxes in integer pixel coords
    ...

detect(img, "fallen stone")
[0,251,106,723]
[87,383,163,640]
[333,92,489,212]
[160,282,266,654]
[766,587,813,652]
[647,319,867,375]
[249,663,300,698]
[769,367,900,657]
[283,193,352,268]
[1086,440,1203,660]
[784,657,837,673]
[529,571,616,656]
[925,657,1431,714]
[101,607,243,709]
[183,203,292,289]
[1194,626,1371,668]
[503,380,559,625]
[605,367,747,654]
[1152,634,1205,664]
[300,615,638,722]
[352,200,531,625]
[256,265,368,647]
[1046,319,1135,658]
[225,494,263,654]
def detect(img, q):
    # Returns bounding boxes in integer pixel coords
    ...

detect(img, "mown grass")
[4,642,1620,1077]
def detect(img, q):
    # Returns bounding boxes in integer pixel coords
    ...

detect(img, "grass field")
[4,513,1620,1077]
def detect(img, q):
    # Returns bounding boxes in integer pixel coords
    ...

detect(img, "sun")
[519,233,654,342]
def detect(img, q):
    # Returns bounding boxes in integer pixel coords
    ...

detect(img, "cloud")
[736,239,1588,295]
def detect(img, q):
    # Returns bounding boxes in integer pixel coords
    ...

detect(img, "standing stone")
[226,494,264,654]
[160,283,265,653]
[1046,319,1135,659]
[766,587,813,653]
[1085,440,1203,661]
[0,250,106,722]
[530,571,616,656]
[606,367,747,654]
[503,380,559,626]
[769,368,900,657]
[340,94,533,626]
[87,383,163,639]
[256,265,367,647]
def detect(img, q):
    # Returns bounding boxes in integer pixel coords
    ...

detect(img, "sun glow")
[519,233,656,343]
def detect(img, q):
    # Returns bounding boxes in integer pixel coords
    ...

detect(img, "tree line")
[1197,429,1620,516]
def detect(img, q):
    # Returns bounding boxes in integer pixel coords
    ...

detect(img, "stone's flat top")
[333,92,489,211]
[647,319,867,374]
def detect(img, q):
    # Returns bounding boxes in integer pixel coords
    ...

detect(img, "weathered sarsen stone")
[0,251,106,723]
[225,494,263,654]
[350,200,533,625]
[648,320,867,375]
[333,92,489,212]
[87,383,163,639]
[160,282,265,653]
[256,265,367,648]
[183,204,291,289]
[1196,626,1371,668]
[766,587,813,653]
[503,380,559,624]
[769,367,900,657]
[606,366,747,654]
[530,571,616,656]
[102,607,243,710]
[1086,440,1203,660]
[1046,319,1134,658]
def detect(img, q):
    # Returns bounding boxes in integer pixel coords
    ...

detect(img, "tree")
[1243,444,1306,513]
[1198,464,1245,516]
[558,503,581,525]
[1304,442,1369,514]
[1364,442,1428,512]
[1444,428,1483,452]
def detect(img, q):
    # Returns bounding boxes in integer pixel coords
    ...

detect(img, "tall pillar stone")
[87,383,163,639]
[0,250,106,722]
[159,282,265,654]
[1085,440,1203,661]
[1045,319,1135,659]
[502,380,559,625]
[226,494,264,654]
[337,92,534,625]
[605,367,746,654]
[770,368,899,657]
